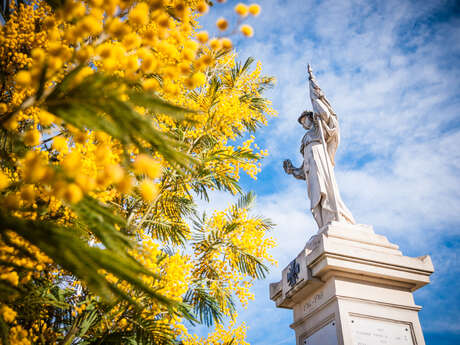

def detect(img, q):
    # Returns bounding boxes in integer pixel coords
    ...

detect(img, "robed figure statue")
[283,65,355,229]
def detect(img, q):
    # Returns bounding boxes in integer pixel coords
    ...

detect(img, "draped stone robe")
[291,75,355,228]
[299,124,355,228]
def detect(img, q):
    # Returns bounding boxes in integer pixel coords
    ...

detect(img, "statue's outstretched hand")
[307,64,313,79]
[283,159,293,174]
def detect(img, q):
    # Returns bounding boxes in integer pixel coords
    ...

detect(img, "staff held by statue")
[307,64,340,222]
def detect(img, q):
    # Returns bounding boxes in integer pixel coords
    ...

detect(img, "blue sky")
[197,0,460,344]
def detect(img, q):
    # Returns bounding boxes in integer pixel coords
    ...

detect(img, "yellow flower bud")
[140,51,157,73]
[185,40,199,52]
[192,72,206,87]
[216,17,228,31]
[235,3,249,17]
[178,62,191,75]
[125,55,140,72]
[129,2,149,27]
[197,2,209,14]
[48,57,64,71]
[24,129,40,146]
[76,46,94,63]
[20,184,35,202]
[122,33,142,51]
[209,38,222,50]
[0,305,17,323]
[196,31,209,44]
[105,164,124,184]
[79,15,103,35]
[103,0,118,15]
[133,154,162,179]
[221,38,233,50]
[63,183,83,203]
[150,0,163,10]
[103,58,118,72]
[52,136,68,152]
[174,3,188,19]
[15,71,32,87]
[31,48,45,63]
[95,145,111,164]
[94,131,110,143]
[42,17,55,30]
[23,153,48,183]
[142,29,156,46]
[240,24,254,37]
[3,193,20,209]
[249,4,261,16]
[182,48,196,61]
[0,171,10,191]
[139,179,158,203]
[157,41,176,57]
[3,116,18,131]
[117,175,134,194]
[37,109,55,126]
[107,17,131,38]
[157,13,171,28]
[199,54,213,67]
[53,180,66,198]
[62,152,82,176]
[75,174,96,193]
[74,1,87,16]
[143,78,161,91]
[96,43,113,59]
[74,130,87,144]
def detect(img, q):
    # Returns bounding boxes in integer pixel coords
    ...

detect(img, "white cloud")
[233,0,460,235]
[195,0,460,341]
[338,129,460,238]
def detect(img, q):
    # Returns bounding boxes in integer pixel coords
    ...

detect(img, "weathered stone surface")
[283,65,355,229]
[269,222,434,345]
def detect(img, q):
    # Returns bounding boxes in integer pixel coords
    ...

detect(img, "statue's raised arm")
[307,64,339,166]
[282,65,355,230]
[307,64,335,118]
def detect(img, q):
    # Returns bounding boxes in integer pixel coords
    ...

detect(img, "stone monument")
[270,65,434,345]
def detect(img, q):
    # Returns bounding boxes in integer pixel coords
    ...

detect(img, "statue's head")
[298,110,314,130]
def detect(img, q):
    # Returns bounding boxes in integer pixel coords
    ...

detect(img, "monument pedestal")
[270,222,434,345]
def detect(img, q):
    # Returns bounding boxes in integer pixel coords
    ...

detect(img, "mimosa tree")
[0,0,275,343]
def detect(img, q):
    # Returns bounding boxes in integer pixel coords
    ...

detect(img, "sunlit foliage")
[0,0,275,343]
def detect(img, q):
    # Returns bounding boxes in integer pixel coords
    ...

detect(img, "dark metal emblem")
[287,259,300,287]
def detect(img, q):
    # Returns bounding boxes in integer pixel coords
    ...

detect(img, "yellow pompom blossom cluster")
[96,233,193,335]
[192,203,276,311]
[0,0,275,343]
[214,3,261,39]
[0,231,53,344]
[182,318,250,345]
[0,231,52,285]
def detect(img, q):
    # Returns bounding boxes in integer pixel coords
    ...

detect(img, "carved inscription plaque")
[302,320,338,345]
[303,291,324,314]
[350,317,414,345]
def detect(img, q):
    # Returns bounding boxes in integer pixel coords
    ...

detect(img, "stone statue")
[283,65,355,229]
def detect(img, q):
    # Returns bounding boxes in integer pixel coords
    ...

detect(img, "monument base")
[270,222,434,345]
